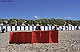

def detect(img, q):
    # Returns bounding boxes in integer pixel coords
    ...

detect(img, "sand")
[0,30,80,52]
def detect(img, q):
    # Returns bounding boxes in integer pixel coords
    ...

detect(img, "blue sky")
[0,0,80,20]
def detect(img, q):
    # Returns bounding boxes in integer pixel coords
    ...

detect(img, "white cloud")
[64,17,71,19]
[34,15,41,19]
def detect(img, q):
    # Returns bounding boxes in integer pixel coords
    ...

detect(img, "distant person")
[1,28,5,33]
[35,24,41,30]
[61,26,64,31]
[53,26,57,30]
[76,26,79,30]
[54,26,57,30]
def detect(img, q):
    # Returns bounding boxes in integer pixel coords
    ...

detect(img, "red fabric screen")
[49,30,58,43]
[32,31,40,43]
[40,31,49,43]
[10,32,18,43]
[25,32,32,43]
[17,32,25,44]
[10,30,58,44]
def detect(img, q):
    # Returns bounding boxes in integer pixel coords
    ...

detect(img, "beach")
[0,30,80,52]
